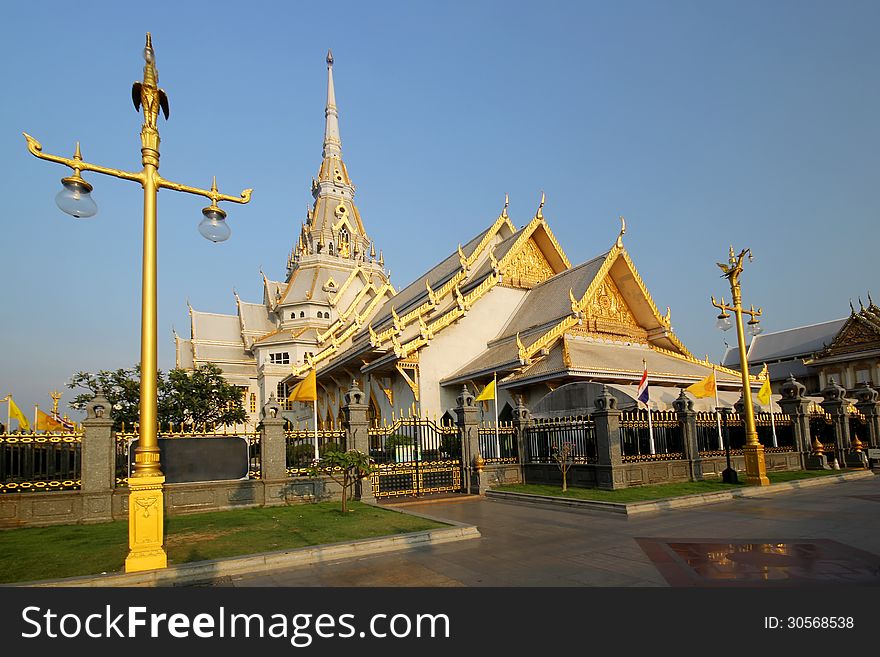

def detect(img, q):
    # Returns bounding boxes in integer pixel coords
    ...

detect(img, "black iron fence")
[285,429,347,476]
[478,422,518,463]
[619,410,684,462]
[0,431,82,493]
[367,418,462,498]
[524,417,597,464]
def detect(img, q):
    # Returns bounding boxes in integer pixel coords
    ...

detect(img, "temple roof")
[723,317,846,368]
[497,254,607,339]
[502,335,743,388]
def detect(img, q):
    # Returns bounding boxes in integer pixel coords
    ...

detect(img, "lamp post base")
[742,444,770,486]
[125,474,168,572]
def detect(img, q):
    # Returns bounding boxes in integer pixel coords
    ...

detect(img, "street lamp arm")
[23,133,143,184]
[157,175,253,205]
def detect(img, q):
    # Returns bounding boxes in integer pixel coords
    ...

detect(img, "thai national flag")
[637,366,650,404]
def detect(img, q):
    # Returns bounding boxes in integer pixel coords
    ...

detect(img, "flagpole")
[713,366,724,450]
[643,360,655,454]
[493,372,500,459]
[34,406,38,433]
[768,394,778,447]
[313,399,319,461]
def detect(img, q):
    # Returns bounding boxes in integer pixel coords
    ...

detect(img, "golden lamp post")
[711,247,769,486]
[23,34,252,572]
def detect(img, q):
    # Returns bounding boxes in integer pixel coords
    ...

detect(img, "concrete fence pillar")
[260,393,289,505]
[512,395,532,468]
[777,375,811,469]
[79,390,115,523]
[820,378,857,466]
[672,389,702,481]
[455,385,484,494]
[854,382,880,450]
[342,379,374,502]
[593,385,624,490]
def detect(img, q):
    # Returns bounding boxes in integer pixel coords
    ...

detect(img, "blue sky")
[1,0,877,421]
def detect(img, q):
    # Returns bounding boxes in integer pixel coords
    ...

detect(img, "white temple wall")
[418,286,527,417]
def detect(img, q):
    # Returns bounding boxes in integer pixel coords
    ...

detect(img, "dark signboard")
[127,436,250,484]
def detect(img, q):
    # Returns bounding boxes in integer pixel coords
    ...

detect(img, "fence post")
[777,375,811,469]
[819,378,858,467]
[512,395,532,474]
[455,385,483,494]
[593,385,624,490]
[342,379,374,502]
[854,382,880,451]
[260,393,288,505]
[80,390,115,523]
[672,389,702,481]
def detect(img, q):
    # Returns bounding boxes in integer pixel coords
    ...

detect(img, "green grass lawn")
[492,469,846,503]
[0,501,446,585]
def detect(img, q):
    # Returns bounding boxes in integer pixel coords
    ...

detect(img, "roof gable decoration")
[517,226,690,365]
[816,301,880,358]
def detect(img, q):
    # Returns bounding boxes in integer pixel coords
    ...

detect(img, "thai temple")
[176,52,751,428]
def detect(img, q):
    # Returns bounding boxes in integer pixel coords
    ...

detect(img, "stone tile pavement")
[211,475,880,587]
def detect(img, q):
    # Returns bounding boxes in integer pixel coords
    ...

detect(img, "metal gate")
[368,417,463,498]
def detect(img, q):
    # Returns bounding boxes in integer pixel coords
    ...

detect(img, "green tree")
[68,363,246,431]
[308,450,375,513]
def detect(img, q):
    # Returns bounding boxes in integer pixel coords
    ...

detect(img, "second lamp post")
[711,247,769,486]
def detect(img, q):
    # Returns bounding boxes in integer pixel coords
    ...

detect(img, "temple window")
[269,352,290,365]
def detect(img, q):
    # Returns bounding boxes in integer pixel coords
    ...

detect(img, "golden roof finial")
[536,191,545,219]
[569,288,579,314]
[458,243,468,270]
[370,241,376,259]
[616,215,626,249]
[502,193,509,218]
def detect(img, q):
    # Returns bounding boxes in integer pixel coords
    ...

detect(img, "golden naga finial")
[569,287,579,314]
[368,323,380,346]
[536,191,545,219]
[132,33,169,128]
[454,282,469,313]
[516,332,527,362]
[418,314,433,340]
[502,193,509,218]
[616,215,626,249]
[457,243,468,270]
[391,306,403,332]
[664,306,672,327]
[425,279,437,306]
[489,246,499,275]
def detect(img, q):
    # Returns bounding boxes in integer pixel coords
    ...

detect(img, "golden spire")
[378,250,384,267]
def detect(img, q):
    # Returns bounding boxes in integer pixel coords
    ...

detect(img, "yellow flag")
[757,366,772,406]
[8,397,30,431]
[36,408,64,432]
[288,369,317,402]
[475,378,496,402]
[685,371,716,399]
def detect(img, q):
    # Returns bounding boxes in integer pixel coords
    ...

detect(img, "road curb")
[15,524,481,588]
[485,470,875,516]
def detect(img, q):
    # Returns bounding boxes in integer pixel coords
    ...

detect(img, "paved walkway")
[211,475,880,587]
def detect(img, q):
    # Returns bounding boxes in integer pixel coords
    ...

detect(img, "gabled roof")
[496,254,607,340]
[503,335,743,388]
[723,317,846,367]
[809,302,880,362]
